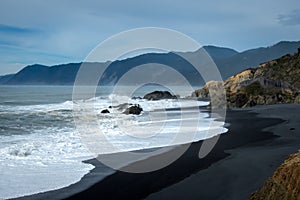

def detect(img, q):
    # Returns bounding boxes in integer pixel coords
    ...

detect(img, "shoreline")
[147,104,300,200]
[14,104,300,200]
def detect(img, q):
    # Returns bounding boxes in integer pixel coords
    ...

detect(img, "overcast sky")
[0,0,300,75]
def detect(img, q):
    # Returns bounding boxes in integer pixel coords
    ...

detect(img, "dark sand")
[146,104,300,200]
[16,104,300,200]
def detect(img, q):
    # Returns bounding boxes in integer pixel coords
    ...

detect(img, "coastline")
[147,104,300,200]
[14,104,300,200]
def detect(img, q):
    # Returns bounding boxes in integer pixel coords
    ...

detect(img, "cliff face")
[249,150,300,200]
[193,48,300,108]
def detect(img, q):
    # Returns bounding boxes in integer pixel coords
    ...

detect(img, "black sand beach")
[15,104,300,200]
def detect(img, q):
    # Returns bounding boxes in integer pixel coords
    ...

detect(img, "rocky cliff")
[249,150,300,200]
[192,48,300,108]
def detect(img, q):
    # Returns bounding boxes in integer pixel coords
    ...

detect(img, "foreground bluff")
[249,150,300,200]
[192,48,300,108]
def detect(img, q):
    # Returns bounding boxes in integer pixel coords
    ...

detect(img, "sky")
[0,0,300,75]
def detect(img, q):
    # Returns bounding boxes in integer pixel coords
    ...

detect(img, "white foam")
[130,98,209,112]
[0,100,74,113]
[0,127,94,199]
[77,105,226,155]
[0,95,225,199]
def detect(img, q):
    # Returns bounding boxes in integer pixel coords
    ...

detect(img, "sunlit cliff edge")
[249,150,300,200]
[192,48,300,108]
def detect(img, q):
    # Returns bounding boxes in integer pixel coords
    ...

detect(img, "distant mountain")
[5,63,82,85]
[216,41,300,78]
[203,45,239,59]
[1,41,300,86]
[3,53,206,86]
[0,74,14,84]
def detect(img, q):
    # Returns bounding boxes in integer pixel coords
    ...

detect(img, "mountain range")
[1,41,300,86]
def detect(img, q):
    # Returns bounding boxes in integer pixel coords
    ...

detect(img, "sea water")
[0,85,227,199]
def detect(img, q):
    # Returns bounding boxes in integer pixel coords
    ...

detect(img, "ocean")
[0,85,227,199]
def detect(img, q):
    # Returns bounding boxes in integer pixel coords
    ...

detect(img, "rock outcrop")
[143,91,177,100]
[109,103,131,111]
[192,81,226,108]
[123,104,143,115]
[193,48,300,108]
[249,150,300,200]
[101,109,110,114]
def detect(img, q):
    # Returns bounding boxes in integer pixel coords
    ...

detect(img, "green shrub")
[243,81,264,96]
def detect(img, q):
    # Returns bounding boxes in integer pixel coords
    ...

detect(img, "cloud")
[278,10,300,26]
[0,24,38,34]
[0,0,300,75]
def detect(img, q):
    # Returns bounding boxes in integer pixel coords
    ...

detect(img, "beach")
[15,104,300,200]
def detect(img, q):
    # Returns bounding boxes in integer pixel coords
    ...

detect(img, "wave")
[0,100,74,114]
[0,94,223,199]
[0,127,95,199]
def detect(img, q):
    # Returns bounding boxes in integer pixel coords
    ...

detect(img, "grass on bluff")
[243,81,264,96]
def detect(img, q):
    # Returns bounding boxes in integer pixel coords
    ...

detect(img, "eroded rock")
[123,104,143,115]
[143,91,176,100]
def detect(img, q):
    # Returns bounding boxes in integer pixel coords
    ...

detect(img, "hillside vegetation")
[193,48,300,108]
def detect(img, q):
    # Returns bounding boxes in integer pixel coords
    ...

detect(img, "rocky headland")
[193,49,300,200]
[192,48,300,108]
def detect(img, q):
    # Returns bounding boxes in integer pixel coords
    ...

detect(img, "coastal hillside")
[249,150,300,200]
[193,48,300,108]
[1,41,300,85]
